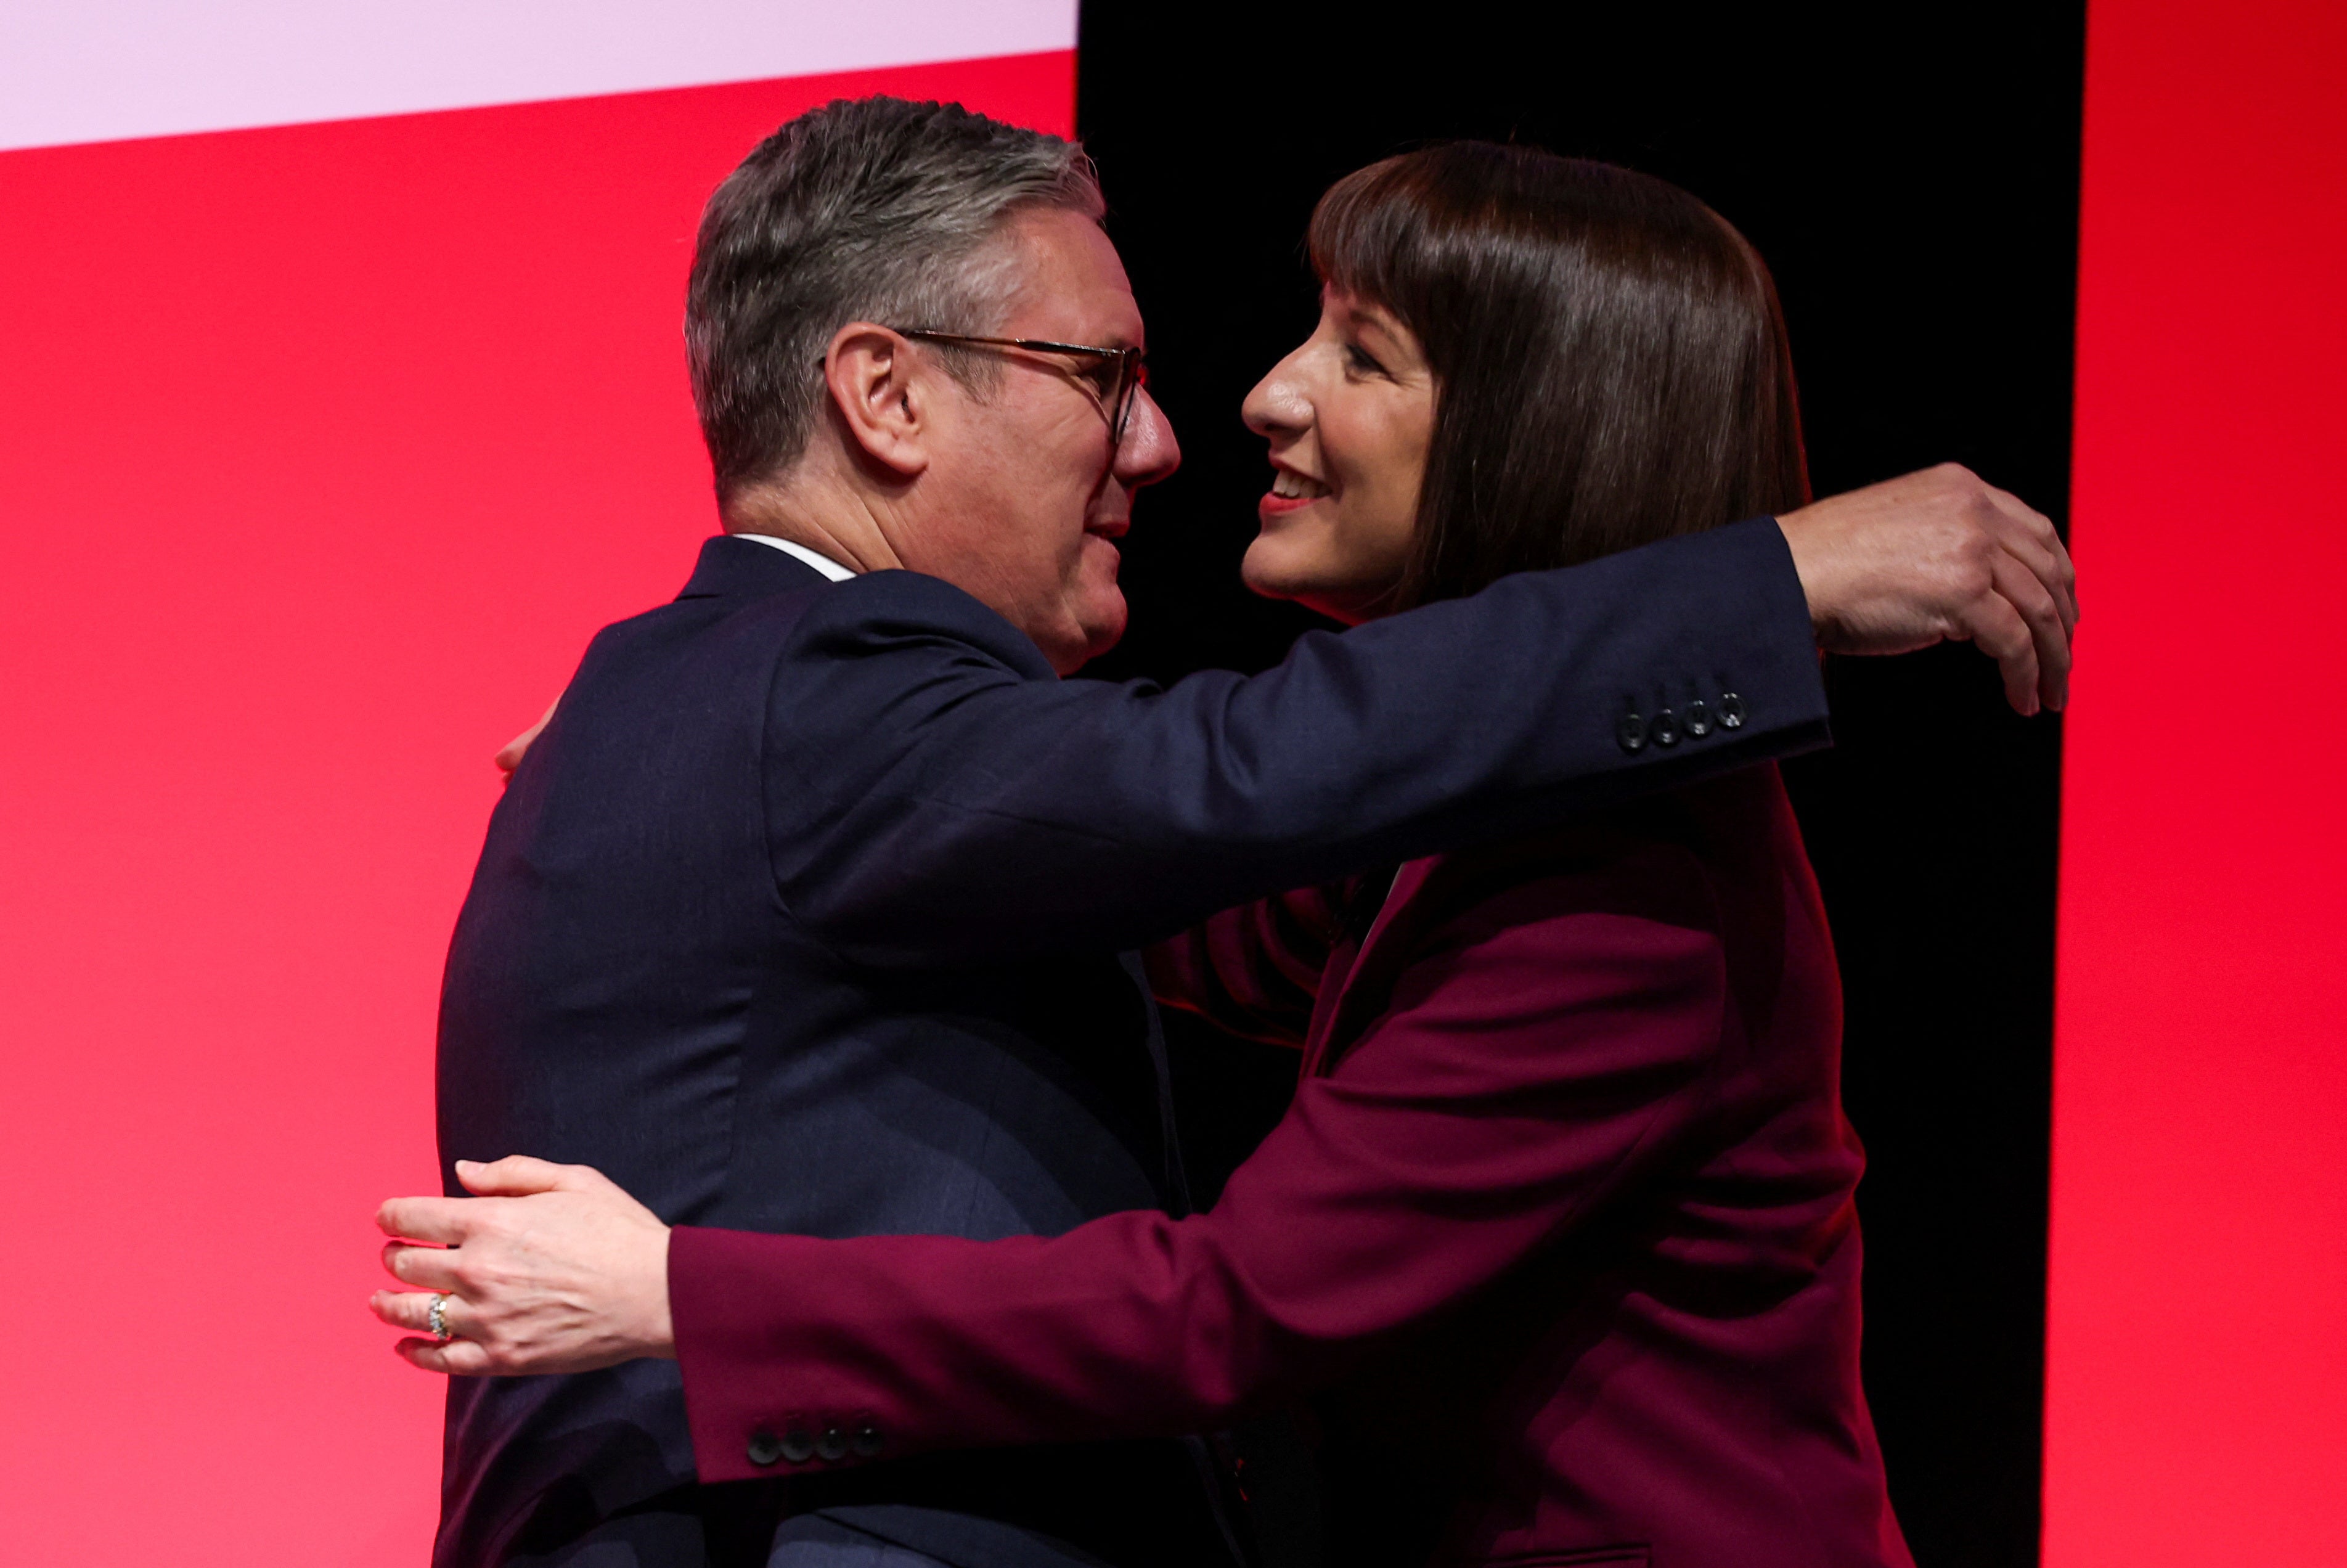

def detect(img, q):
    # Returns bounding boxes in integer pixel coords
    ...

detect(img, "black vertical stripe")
[1076,6,2084,1564]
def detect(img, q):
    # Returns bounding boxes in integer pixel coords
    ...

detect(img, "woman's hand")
[372,1156,674,1376]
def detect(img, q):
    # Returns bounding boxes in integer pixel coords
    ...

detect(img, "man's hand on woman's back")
[1778,463,2077,715]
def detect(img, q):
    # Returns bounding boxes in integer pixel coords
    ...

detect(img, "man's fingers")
[1990,548,2071,712]
[1979,483,2079,633]
[382,1241,463,1291]
[1954,586,2042,716]
[1978,477,2054,542]
[394,1335,496,1376]
[1969,476,2077,708]
[376,1194,481,1244]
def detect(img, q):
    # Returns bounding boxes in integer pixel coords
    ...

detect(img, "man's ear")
[822,323,933,482]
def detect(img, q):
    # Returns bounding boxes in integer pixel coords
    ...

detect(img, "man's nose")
[1114,386,1181,488]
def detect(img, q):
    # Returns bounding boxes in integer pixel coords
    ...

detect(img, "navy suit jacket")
[433,525,1829,1567]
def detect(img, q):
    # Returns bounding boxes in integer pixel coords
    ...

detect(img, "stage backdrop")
[4,2,2343,1565]
[0,5,1073,1562]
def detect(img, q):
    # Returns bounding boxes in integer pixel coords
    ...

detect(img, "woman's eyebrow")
[1342,306,1413,364]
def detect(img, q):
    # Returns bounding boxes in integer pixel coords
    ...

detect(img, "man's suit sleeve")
[672,840,1734,1479]
[765,517,1826,963]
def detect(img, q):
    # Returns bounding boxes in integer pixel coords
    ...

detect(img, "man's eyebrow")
[1032,332,1137,354]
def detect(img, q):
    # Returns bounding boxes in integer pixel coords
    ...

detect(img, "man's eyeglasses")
[894,329,1148,449]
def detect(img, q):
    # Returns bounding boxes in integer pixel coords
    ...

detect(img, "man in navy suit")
[378,98,2073,1567]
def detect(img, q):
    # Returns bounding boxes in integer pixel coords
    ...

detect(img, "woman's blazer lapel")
[1301,855,1444,1077]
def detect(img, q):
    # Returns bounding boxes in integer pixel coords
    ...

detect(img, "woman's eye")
[1344,343,1387,377]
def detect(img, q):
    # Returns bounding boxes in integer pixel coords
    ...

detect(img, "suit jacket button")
[1684,699,1712,737]
[746,1429,784,1468]
[1652,707,1681,746]
[852,1423,885,1457]
[1718,692,1746,728]
[1616,712,1647,753]
[781,1428,817,1464]
[816,1426,849,1462]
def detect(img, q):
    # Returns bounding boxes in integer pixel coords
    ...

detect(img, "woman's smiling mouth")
[1263,467,1332,517]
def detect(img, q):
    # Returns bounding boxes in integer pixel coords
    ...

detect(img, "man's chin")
[1028,587,1128,676]
[1056,579,1126,671]
[1074,587,1129,670]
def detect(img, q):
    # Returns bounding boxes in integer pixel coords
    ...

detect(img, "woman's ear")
[822,323,932,481]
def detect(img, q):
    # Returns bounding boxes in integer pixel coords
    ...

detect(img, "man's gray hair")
[686,96,1104,507]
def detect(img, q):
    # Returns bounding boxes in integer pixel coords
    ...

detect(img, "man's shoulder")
[777,569,1057,680]
[584,565,1027,659]
[542,576,830,722]
[546,566,1053,756]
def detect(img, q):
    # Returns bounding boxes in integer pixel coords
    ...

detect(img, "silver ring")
[428,1292,454,1342]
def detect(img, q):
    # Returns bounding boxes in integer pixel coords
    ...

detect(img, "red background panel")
[2049,0,2347,1561]
[0,52,1071,1564]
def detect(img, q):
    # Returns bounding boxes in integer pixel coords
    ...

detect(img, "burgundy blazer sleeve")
[1140,885,1346,1048]
[673,841,1729,1481]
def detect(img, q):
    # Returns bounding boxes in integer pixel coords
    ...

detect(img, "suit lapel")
[1302,855,1443,1077]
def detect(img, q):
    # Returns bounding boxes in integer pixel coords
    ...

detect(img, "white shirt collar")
[733,533,856,582]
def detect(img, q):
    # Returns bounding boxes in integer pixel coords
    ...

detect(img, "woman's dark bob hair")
[1308,142,1810,609]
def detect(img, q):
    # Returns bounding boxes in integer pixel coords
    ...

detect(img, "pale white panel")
[0,0,1077,153]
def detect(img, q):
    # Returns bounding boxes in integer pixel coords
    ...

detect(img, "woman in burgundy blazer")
[663,146,1913,1566]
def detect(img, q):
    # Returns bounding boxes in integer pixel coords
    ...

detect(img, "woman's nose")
[1243,351,1313,438]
